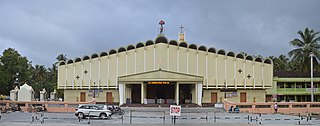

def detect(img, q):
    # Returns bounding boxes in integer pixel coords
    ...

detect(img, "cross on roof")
[76,75,80,80]
[179,25,184,34]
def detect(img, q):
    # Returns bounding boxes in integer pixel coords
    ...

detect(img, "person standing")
[274,103,278,113]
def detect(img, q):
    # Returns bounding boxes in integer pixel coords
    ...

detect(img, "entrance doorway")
[211,92,217,104]
[146,84,175,104]
[106,92,113,104]
[80,92,86,102]
[131,84,141,104]
[240,92,246,102]
[179,84,193,104]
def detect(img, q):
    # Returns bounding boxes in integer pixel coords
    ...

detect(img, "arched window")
[127,45,135,51]
[118,47,126,53]
[75,58,81,63]
[155,36,168,44]
[91,54,98,59]
[227,52,235,57]
[208,48,216,53]
[198,46,207,52]
[179,42,188,48]
[218,50,226,55]
[109,49,117,55]
[146,40,154,46]
[169,40,178,46]
[83,56,90,61]
[189,44,197,50]
[100,52,108,57]
[136,43,144,48]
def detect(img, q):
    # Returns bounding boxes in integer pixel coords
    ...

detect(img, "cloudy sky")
[0,0,319,67]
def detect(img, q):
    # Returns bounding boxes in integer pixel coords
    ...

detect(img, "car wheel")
[99,113,107,119]
[78,113,85,119]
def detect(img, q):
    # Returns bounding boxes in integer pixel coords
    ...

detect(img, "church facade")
[58,34,273,106]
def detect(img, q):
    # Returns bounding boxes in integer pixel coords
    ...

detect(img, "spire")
[178,25,186,43]
[158,20,165,36]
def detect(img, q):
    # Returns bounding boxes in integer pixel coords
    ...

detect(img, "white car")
[75,104,112,119]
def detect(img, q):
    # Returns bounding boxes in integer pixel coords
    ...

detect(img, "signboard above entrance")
[148,82,170,84]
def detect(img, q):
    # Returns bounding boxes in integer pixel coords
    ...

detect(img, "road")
[0,107,319,125]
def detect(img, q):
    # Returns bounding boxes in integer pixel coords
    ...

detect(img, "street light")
[310,52,314,102]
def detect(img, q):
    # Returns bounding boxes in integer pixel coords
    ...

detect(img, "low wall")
[0,100,96,113]
[224,99,320,115]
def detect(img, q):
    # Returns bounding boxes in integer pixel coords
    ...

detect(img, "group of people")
[228,105,240,113]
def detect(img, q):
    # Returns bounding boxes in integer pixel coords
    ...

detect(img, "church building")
[58,21,273,106]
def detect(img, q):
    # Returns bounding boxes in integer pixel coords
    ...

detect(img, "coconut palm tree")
[288,28,320,72]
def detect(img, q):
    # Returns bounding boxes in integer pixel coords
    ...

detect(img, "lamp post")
[310,52,314,102]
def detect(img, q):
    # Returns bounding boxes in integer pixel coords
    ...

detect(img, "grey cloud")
[0,0,319,66]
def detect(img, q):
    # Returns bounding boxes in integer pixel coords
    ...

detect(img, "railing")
[224,99,320,114]
[0,100,96,113]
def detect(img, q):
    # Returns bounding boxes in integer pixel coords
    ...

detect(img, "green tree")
[0,48,32,95]
[288,28,320,72]
[270,55,290,72]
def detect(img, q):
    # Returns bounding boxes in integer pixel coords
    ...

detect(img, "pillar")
[197,82,203,106]
[141,83,145,104]
[175,82,179,105]
[119,83,125,105]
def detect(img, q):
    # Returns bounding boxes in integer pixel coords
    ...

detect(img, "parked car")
[75,104,111,119]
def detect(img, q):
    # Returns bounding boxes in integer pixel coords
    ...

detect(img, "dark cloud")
[0,0,319,67]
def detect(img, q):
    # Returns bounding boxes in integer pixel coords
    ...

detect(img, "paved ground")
[0,107,319,125]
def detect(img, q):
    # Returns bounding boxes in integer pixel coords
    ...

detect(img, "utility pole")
[310,52,314,102]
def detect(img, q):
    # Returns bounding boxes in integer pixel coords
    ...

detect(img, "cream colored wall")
[59,43,273,90]
[198,51,206,77]
[127,50,135,74]
[100,56,108,87]
[207,53,216,85]
[58,39,273,103]
[203,89,266,103]
[91,58,99,86]
[146,46,154,71]
[169,45,178,71]
[179,47,187,73]
[64,90,119,103]
[226,56,234,86]
[155,44,168,70]
[136,47,144,73]
[254,62,263,87]
[188,49,197,75]
[108,55,117,87]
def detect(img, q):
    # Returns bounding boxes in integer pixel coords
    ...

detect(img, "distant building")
[57,24,273,106]
[266,71,320,102]
[17,83,35,101]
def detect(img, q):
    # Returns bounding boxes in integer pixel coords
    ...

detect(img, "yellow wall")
[58,37,273,102]
[64,90,119,103]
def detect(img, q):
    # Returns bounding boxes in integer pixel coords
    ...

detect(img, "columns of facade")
[119,83,125,105]
[81,62,83,88]
[177,47,180,72]
[197,82,203,106]
[176,82,179,105]
[154,45,156,70]
[98,58,101,88]
[187,50,189,73]
[65,65,67,89]
[107,56,110,88]
[167,45,169,70]
[141,82,144,104]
